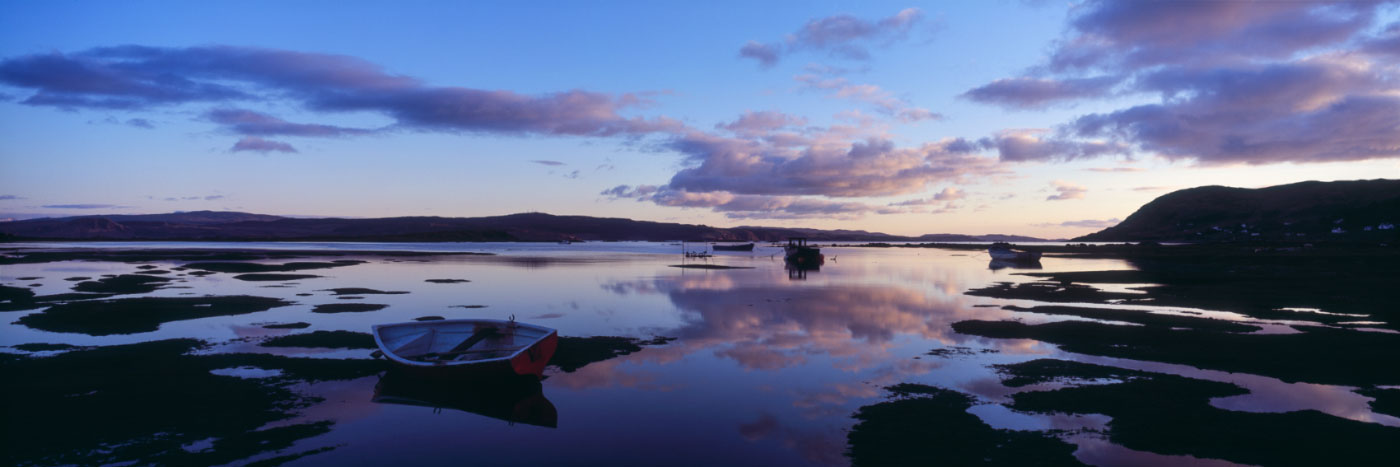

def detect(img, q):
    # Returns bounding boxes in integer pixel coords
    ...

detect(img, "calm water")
[2,242,1395,466]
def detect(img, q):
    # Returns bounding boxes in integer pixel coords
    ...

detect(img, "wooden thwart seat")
[450,326,500,353]
[415,327,510,362]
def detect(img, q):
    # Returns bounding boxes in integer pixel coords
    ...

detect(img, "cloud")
[795,73,940,122]
[892,108,939,123]
[962,2,1400,165]
[90,116,155,129]
[231,136,297,153]
[600,184,659,199]
[530,160,566,166]
[605,105,1005,219]
[716,111,808,137]
[739,8,924,67]
[206,108,370,137]
[721,196,884,220]
[981,128,1127,162]
[793,8,924,55]
[603,111,1006,220]
[1085,167,1143,172]
[0,45,679,144]
[1053,218,1119,228]
[0,50,248,108]
[1049,1,1379,72]
[1132,186,1173,192]
[1070,58,1400,164]
[41,204,126,209]
[1359,22,1400,59]
[603,186,886,220]
[1,44,986,223]
[1046,180,1086,201]
[930,186,964,201]
[739,41,781,68]
[156,194,226,201]
[961,76,1119,109]
[0,195,24,200]
[663,131,997,198]
[887,187,966,213]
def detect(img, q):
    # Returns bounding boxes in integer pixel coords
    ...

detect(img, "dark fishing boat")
[988,242,1042,262]
[712,243,755,251]
[988,259,1043,270]
[783,237,824,267]
[372,318,558,378]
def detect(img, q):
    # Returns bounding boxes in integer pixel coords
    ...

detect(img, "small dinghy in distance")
[372,318,558,378]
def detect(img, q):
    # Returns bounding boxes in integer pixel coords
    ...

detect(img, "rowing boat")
[372,318,558,378]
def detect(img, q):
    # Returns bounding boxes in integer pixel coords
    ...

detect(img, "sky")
[0,0,1397,238]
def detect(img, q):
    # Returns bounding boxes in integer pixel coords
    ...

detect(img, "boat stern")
[510,330,558,378]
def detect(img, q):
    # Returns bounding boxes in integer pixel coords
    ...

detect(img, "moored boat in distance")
[783,237,824,267]
[712,243,755,251]
[372,318,558,378]
[988,242,1042,262]
[988,258,1044,270]
[680,241,713,258]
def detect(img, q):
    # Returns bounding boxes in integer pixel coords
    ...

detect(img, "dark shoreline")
[0,247,494,265]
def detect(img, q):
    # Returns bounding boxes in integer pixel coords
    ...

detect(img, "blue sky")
[2,1,1397,236]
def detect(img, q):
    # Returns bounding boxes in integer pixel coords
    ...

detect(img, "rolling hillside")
[1076,179,1400,242]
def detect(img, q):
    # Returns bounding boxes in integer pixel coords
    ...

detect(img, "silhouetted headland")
[1076,179,1400,242]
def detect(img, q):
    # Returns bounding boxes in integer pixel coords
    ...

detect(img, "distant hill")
[0,210,1047,243]
[1076,179,1400,242]
[80,211,285,224]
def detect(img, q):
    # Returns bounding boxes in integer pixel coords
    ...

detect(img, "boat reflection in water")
[786,263,820,280]
[372,370,559,428]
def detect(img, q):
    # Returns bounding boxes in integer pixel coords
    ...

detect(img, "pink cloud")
[738,8,925,67]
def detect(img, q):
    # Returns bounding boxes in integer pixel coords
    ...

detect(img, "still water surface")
[2,242,1395,466]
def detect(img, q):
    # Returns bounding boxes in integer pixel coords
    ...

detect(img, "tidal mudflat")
[2,242,1397,466]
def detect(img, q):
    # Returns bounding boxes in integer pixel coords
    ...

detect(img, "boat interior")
[378,322,551,363]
